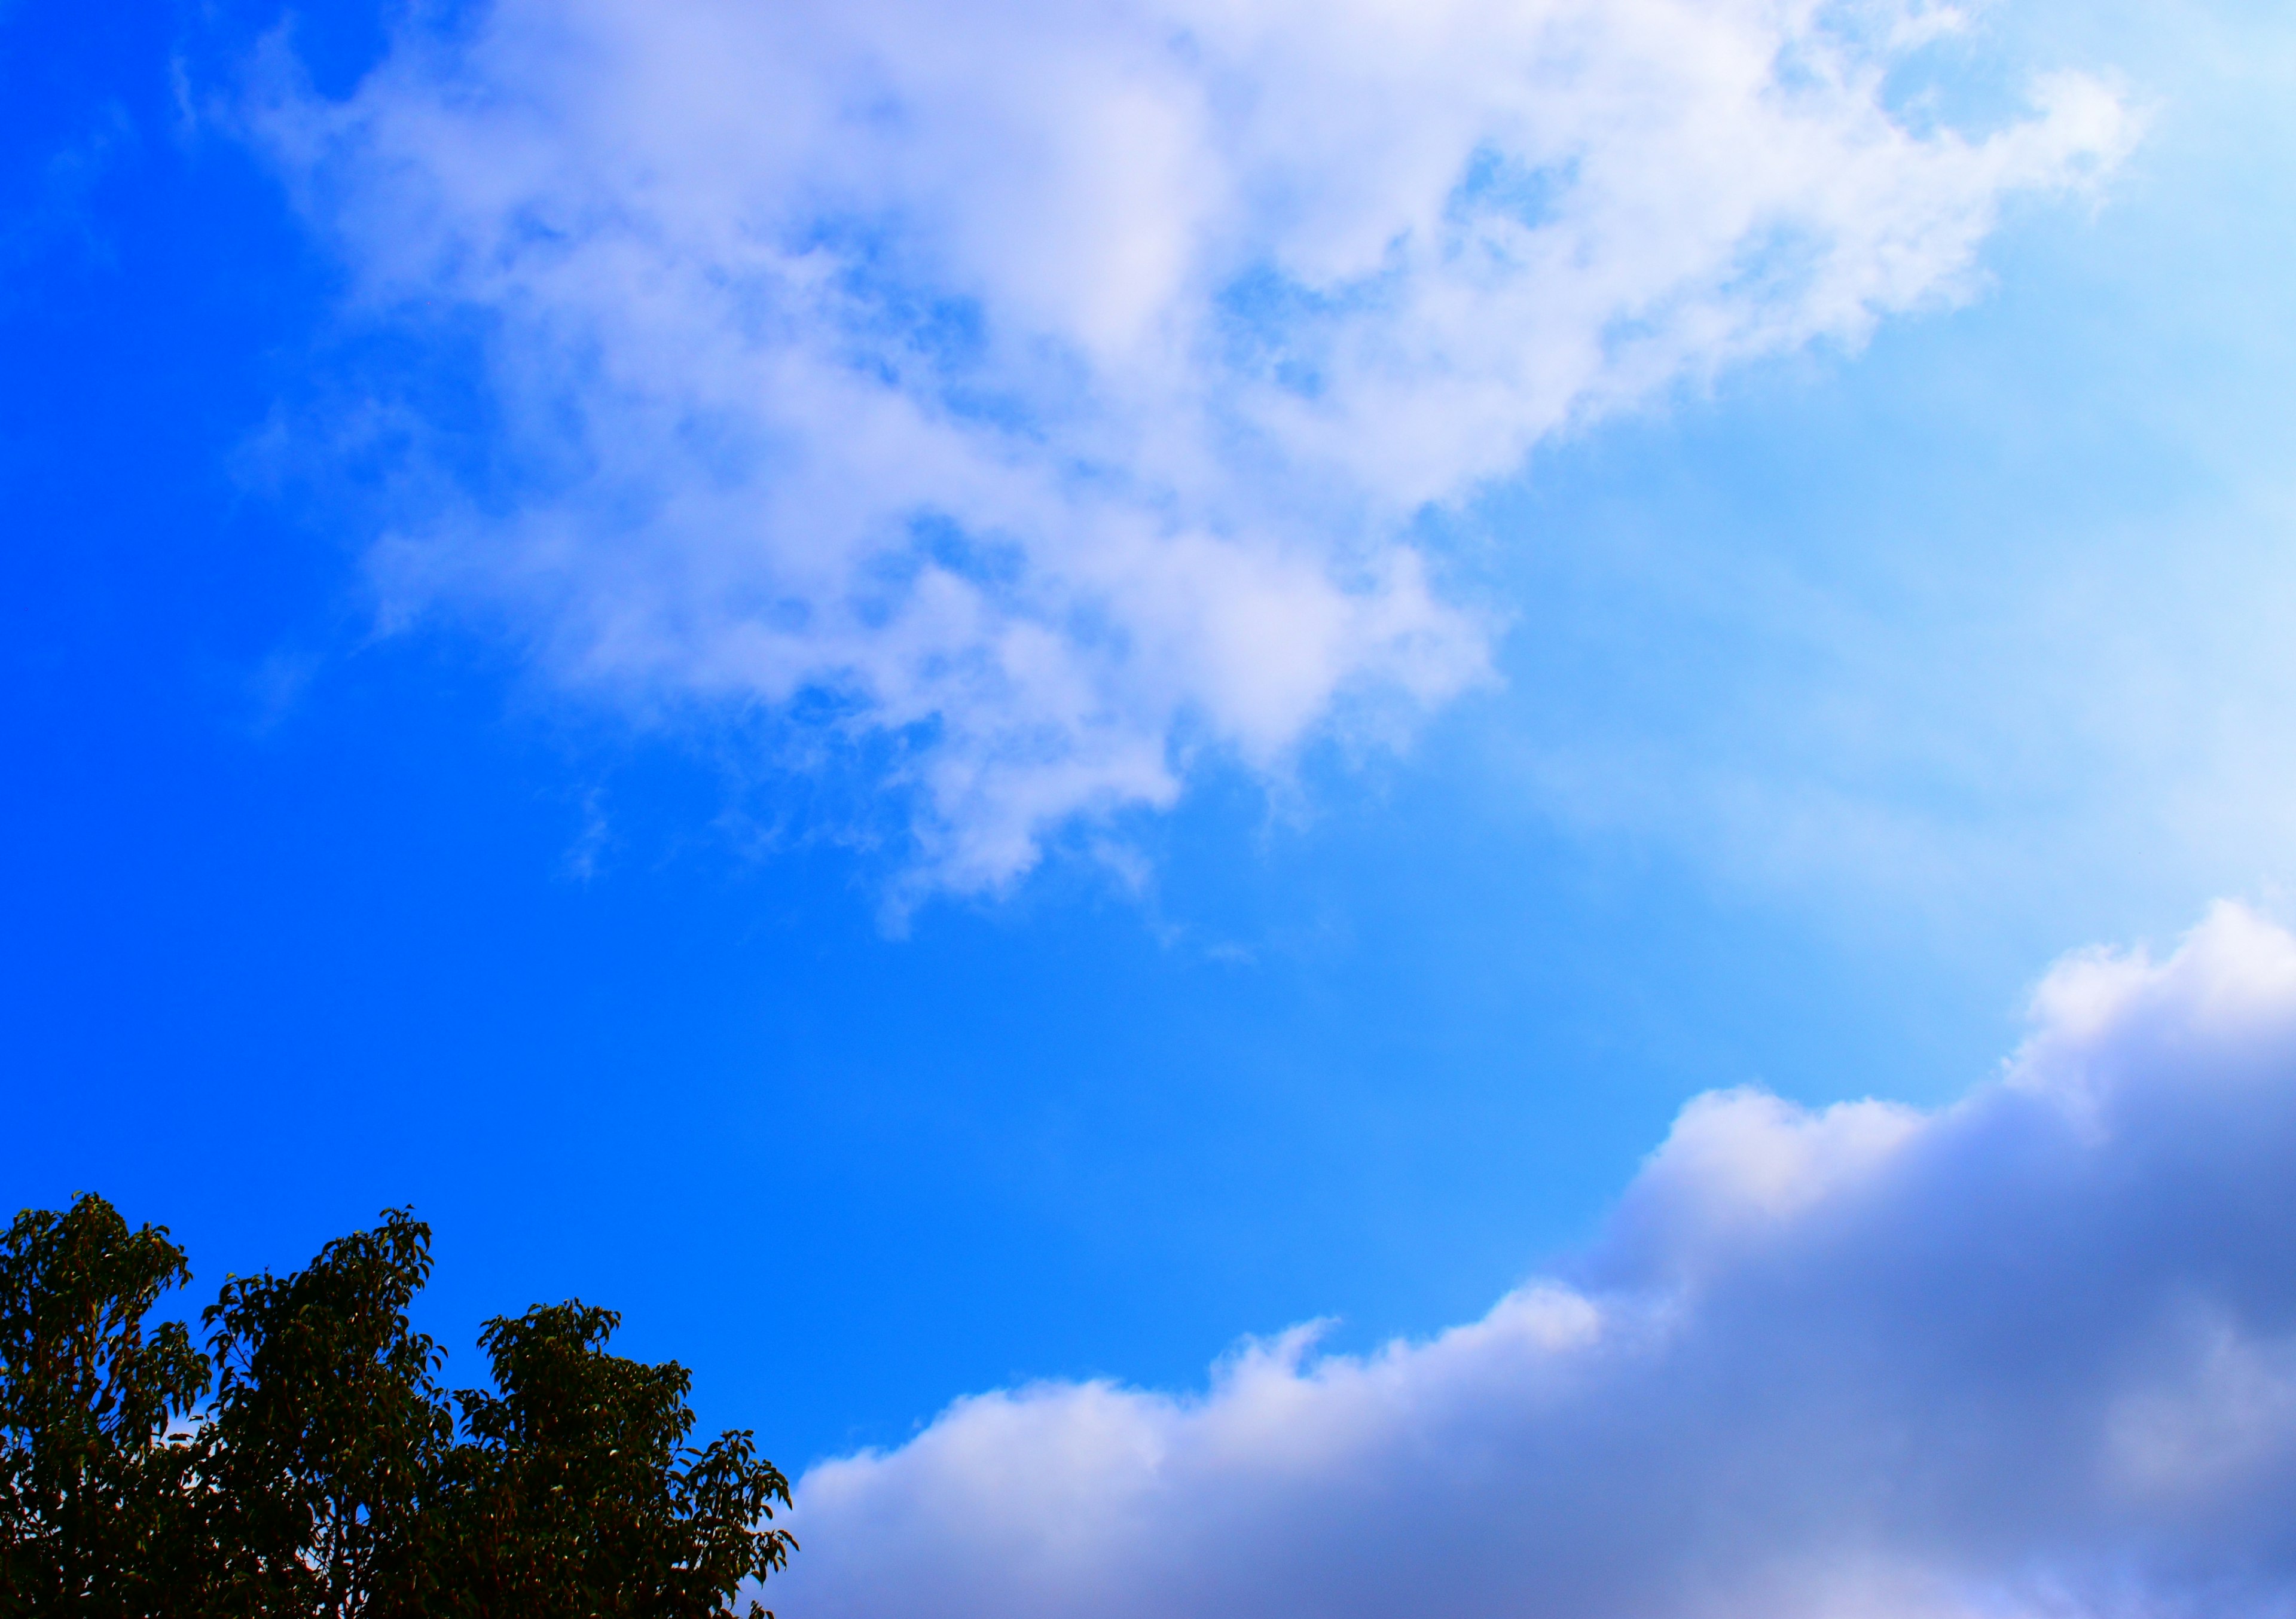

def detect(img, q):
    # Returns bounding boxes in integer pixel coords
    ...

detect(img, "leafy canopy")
[0,1195,794,1619]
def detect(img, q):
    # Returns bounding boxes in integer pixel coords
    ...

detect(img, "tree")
[0,1193,209,1618]
[188,1208,455,1618]
[0,1199,794,1618]
[436,1303,795,1617]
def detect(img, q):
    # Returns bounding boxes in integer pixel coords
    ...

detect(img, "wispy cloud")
[259,0,2131,891]
[779,902,2296,1616]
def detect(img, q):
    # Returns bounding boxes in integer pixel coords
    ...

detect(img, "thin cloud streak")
[781,903,2296,1618]
[259,0,2131,890]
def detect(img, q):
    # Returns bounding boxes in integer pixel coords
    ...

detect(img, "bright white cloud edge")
[771,902,2296,1617]
[262,0,2133,893]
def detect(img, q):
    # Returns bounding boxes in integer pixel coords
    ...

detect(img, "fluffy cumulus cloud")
[778,903,2296,1617]
[265,0,2132,887]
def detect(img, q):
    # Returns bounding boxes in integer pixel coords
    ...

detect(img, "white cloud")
[264,0,2132,890]
[774,902,2296,1617]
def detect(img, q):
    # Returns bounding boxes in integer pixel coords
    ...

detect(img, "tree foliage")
[437,1303,794,1614]
[0,1195,207,1617]
[0,1196,793,1619]
[190,1208,456,1617]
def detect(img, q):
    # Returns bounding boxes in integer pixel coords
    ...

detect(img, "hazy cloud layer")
[270,0,2130,887]
[779,903,2296,1617]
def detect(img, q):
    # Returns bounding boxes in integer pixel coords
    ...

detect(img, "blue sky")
[10,1,2296,1612]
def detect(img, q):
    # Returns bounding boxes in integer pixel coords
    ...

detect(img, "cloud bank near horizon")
[263,0,2130,890]
[777,902,2296,1617]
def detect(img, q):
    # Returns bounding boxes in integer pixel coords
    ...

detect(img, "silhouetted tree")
[435,1303,793,1616]
[187,1208,454,1617]
[0,1197,793,1619]
[0,1194,207,1618]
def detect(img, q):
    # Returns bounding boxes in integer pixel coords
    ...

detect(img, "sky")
[7,0,2296,1612]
